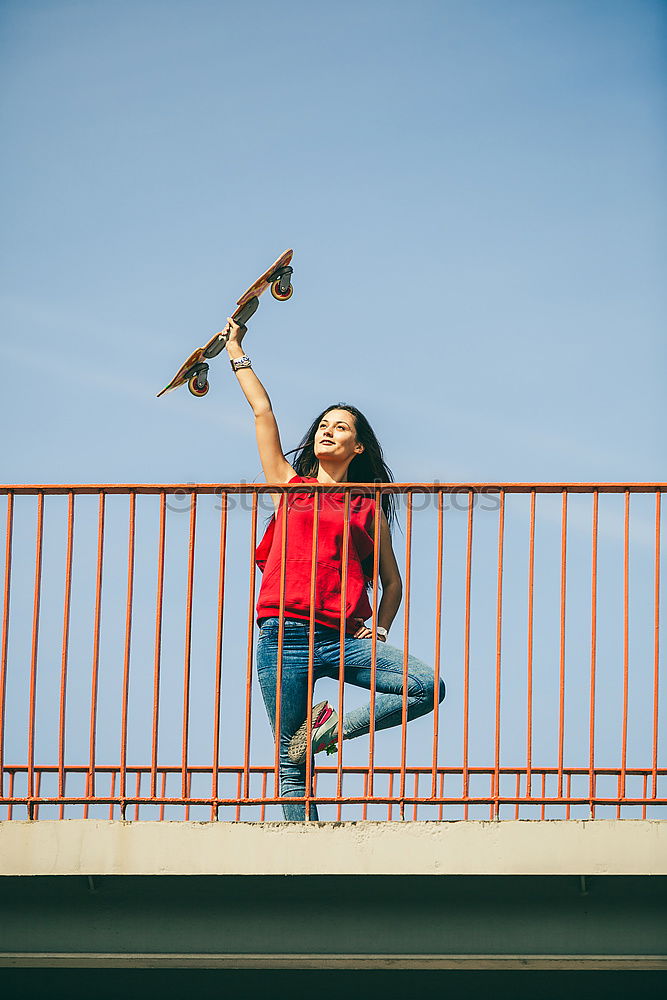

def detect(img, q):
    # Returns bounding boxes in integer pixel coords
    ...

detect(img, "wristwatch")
[230,355,252,371]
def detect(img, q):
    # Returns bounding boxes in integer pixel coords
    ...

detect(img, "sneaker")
[287,700,339,764]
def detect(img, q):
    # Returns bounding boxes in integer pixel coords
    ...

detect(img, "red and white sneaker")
[287,701,339,764]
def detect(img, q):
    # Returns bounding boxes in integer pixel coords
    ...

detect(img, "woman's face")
[314,408,364,463]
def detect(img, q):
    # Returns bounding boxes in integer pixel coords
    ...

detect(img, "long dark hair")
[285,402,398,536]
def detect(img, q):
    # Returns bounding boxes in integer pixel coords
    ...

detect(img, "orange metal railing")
[0,482,664,821]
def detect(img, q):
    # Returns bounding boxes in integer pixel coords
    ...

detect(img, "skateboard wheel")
[271,280,293,301]
[188,376,210,397]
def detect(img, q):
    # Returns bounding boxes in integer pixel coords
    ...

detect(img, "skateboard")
[157,249,294,398]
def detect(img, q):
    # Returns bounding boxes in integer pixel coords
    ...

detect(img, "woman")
[224,316,445,819]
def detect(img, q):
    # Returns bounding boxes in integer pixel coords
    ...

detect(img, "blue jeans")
[256,616,446,820]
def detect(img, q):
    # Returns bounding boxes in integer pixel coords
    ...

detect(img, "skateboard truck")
[186,361,210,397]
[270,266,293,300]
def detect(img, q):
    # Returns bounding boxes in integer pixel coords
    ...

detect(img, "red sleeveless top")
[255,475,376,634]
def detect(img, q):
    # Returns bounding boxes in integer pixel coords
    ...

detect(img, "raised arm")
[223,317,296,511]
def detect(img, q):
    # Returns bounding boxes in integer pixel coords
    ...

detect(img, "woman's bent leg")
[315,632,445,741]
[256,619,319,820]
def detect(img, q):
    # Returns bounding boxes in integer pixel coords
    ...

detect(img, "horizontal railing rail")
[0,483,664,821]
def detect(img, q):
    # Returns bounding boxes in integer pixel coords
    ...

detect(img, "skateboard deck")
[157,248,294,398]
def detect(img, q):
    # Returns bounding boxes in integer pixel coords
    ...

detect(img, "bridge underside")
[0,872,666,971]
[0,820,665,973]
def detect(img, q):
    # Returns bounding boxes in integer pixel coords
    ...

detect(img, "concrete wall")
[1,819,666,876]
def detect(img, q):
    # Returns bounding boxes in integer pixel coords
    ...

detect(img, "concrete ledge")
[1,820,665,875]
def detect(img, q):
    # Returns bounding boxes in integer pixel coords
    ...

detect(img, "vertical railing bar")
[27,492,45,805]
[540,771,546,820]
[651,490,661,800]
[619,489,630,815]
[339,767,345,817]
[260,770,267,821]
[185,770,191,821]
[108,771,116,820]
[387,771,394,821]
[438,770,445,821]
[557,490,568,799]
[368,487,382,800]
[134,769,141,821]
[462,490,474,819]
[180,492,197,798]
[59,766,65,820]
[87,491,105,804]
[34,770,41,820]
[159,770,166,821]
[211,490,228,820]
[7,769,14,819]
[642,773,647,819]
[488,767,494,817]
[399,490,413,817]
[432,489,444,799]
[304,487,320,822]
[526,489,536,803]
[0,492,14,798]
[566,771,571,820]
[362,771,368,820]
[119,491,136,804]
[492,490,505,819]
[413,771,419,820]
[336,490,351,821]
[235,771,242,822]
[514,771,520,820]
[273,485,289,802]
[58,492,75,804]
[243,492,259,800]
[589,490,599,818]
[150,492,166,799]
[616,490,630,819]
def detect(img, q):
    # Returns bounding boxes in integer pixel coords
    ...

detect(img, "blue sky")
[1,0,665,485]
[0,1,665,820]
